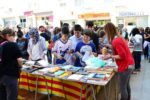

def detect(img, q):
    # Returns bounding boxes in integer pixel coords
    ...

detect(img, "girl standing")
[104,22,134,100]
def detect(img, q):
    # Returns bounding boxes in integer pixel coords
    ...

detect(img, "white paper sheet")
[67,74,84,80]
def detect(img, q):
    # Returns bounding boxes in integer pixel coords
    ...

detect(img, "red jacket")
[112,37,134,73]
[48,41,54,50]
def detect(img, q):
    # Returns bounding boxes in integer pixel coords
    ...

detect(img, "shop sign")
[119,12,144,17]
[24,11,33,16]
[78,13,110,19]
[48,16,53,21]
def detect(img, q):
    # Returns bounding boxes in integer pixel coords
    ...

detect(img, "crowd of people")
[0,21,150,100]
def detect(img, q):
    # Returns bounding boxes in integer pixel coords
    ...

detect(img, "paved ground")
[131,58,150,100]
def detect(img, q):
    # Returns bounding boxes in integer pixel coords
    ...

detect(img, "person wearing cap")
[27,28,47,61]
[0,28,23,100]
[52,26,73,65]
[75,29,97,67]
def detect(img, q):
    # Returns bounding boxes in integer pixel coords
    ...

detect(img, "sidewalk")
[131,59,150,100]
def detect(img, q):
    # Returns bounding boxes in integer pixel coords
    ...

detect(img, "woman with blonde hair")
[104,22,134,100]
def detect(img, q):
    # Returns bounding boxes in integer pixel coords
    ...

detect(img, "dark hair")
[104,22,117,43]
[131,28,140,36]
[94,26,99,32]
[1,28,15,37]
[53,27,61,35]
[61,26,69,35]
[39,25,45,29]
[83,29,92,37]
[17,25,21,29]
[86,21,94,27]
[17,30,23,38]
[139,27,144,33]
[145,27,149,34]
[63,23,69,27]
[74,24,82,31]
[99,30,105,38]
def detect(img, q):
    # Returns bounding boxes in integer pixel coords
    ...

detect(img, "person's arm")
[53,52,63,59]
[75,42,82,57]
[14,43,23,66]
[144,34,150,39]
[75,42,81,52]
[111,55,121,59]
[67,40,74,54]
[40,37,47,59]
[27,39,32,60]
[112,41,126,60]
[24,39,28,50]
[52,41,63,59]
[17,57,23,67]
[91,43,97,56]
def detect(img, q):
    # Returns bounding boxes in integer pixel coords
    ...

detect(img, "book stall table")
[19,62,119,100]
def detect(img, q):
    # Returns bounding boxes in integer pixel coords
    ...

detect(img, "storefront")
[58,11,78,28]
[78,12,111,27]
[60,20,77,28]
[3,17,17,28]
[116,12,148,29]
[23,11,35,28]
[34,11,53,28]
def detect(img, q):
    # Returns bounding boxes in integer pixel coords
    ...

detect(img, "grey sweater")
[131,34,143,52]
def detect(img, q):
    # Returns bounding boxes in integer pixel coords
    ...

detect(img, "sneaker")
[132,71,138,74]
[136,69,141,72]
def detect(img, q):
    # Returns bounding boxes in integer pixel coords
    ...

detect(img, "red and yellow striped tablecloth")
[19,72,101,100]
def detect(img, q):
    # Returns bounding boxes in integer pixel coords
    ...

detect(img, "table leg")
[51,78,53,96]
[91,85,96,100]
[26,72,30,92]
[44,76,50,100]
[104,85,107,100]
[61,80,66,99]
[35,75,39,100]
[80,84,84,100]
[85,84,88,100]
[115,75,119,100]
[107,80,111,100]
[90,85,93,100]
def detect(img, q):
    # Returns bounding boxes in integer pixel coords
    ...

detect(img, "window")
[20,19,26,28]
[75,0,84,7]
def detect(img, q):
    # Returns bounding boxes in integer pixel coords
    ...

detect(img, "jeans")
[47,50,52,64]
[118,68,132,100]
[0,75,18,100]
[133,51,142,70]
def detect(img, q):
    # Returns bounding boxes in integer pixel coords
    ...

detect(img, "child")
[75,29,97,67]
[47,39,54,63]
[98,47,110,60]
[52,26,72,65]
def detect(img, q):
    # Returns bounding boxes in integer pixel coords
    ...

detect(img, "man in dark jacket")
[39,25,51,41]
[86,21,99,52]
